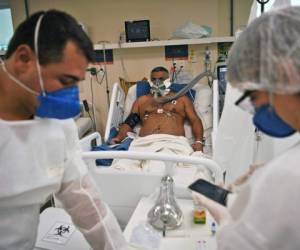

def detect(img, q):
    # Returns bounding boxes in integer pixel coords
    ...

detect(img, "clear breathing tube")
[155,70,214,104]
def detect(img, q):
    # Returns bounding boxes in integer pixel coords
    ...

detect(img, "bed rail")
[82,151,222,183]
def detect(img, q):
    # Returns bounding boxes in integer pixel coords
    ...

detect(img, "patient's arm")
[111,99,140,143]
[110,123,132,143]
[184,96,204,151]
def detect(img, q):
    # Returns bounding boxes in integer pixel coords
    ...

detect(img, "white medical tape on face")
[34,14,46,96]
[164,78,171,88]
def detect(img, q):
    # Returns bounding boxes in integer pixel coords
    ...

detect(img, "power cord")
[83,99,96,131]
[101,42,110,108]
[86,67,105,85]
[96,69,106,85]
[204,47,213,88]
[86,67,97,76]
[118,33,130,81]
[89,76,97,131]
[85,66,106,131]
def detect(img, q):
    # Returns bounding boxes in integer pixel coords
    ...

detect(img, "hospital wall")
[8,0,252,135]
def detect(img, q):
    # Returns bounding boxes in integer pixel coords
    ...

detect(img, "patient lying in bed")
[110,67,210,178]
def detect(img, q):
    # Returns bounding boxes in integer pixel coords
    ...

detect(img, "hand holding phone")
[188,179,230,206]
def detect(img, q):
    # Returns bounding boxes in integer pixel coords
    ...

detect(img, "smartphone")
[188,179,230,206]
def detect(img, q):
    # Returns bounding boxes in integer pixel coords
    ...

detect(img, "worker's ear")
[11,44,37,78]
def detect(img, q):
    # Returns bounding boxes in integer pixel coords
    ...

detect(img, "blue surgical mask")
[0,59,81,119]
[253,104,296,138]
[36,86,80,119]
[0,14,81,120]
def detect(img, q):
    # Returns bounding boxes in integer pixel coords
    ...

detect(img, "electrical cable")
[86,67,105,85]
[95,69,106,85]
[83,100,96,131]
[171,62,176,83]
[102,42,110,109]
[85,66,107,131]
[24,0,29,18]
[118,33,130,81]
[175,66,183,79]
[89,75,97,131]
[204,47,213,88]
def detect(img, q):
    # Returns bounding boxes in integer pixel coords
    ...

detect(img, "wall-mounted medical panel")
[93,49,114,64]
[164,45,188,60]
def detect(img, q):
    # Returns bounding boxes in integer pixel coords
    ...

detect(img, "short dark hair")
[6,10,94,65]
[151,66,169,74]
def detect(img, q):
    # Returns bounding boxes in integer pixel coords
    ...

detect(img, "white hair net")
[228,6,300,94]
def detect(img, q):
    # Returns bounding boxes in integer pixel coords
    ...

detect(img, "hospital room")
[1,0,300,249]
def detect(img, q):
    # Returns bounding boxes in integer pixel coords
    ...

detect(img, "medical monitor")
[217,65,227,84]
[125,20,150,42]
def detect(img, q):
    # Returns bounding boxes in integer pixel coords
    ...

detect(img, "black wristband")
[124,113,140,129]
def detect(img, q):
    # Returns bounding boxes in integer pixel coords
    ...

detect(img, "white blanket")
[112,134,212,182]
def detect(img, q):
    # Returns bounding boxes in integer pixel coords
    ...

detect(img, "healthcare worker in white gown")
[0,10,128,250]
[194,6,300,250]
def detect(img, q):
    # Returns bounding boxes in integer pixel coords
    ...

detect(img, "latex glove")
[192,191,231,226]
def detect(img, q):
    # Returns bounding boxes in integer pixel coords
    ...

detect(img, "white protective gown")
[0,118,128,250]
[217,141,300,250]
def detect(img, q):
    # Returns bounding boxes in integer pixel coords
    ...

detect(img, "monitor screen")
[217,65,227,118]
[217,66,227,83]
[125,20,150,42]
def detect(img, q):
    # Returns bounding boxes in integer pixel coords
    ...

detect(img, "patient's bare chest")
[142,99,184,118]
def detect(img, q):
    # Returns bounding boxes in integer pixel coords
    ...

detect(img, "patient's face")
[150,71,169,82]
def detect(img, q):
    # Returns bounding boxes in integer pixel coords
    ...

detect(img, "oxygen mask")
[150,78,171,99]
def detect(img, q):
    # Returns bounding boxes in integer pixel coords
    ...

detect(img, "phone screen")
[188,179,230,206]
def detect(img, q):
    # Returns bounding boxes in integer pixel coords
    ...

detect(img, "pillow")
[136,80,151,97]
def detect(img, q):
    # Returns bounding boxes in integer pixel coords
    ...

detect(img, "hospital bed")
[81,133,222,229]
[79,81,221,229]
